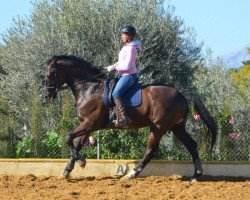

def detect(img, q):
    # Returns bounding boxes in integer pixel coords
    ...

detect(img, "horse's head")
[45,55,106,101]
[45,57,64,101]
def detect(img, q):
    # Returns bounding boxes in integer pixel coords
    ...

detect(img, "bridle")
[45,64,106,93]
[45,66,59,93]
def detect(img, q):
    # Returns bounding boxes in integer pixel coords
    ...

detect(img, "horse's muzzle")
[45,91,57,101]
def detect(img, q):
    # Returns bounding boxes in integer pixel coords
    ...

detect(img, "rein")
[60,72,106,90]
[46,71,106,92]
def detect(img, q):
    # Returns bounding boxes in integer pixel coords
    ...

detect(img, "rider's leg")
[112,74,137,127]
[113,97,129,126]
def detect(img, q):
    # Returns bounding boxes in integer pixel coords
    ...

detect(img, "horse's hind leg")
[171,123,203,181]
[123,128,163,180]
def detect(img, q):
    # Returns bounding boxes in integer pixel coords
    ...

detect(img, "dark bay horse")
[45,55,217,181]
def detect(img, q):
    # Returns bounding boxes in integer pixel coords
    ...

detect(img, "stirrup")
[109,109,116,121]
[113,118,129,127]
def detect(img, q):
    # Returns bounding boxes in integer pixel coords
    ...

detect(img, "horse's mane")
[46,55,106,77]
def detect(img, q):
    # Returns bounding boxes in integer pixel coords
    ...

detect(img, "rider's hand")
[106,65,115,72]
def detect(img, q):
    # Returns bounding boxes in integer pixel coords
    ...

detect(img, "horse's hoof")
[190,178,198,183]
[77,159,86,168]
[169,174,182,180]
[120,175,130,181]
[59,170,70,179]
[120,169,137,181]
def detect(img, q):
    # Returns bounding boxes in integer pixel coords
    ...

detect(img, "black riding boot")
[113,97,130,127]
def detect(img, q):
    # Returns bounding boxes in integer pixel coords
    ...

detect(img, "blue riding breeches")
[112,74,138,99]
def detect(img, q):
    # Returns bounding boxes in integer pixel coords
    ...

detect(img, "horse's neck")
[62,67,105,104]
[70,81,104,105]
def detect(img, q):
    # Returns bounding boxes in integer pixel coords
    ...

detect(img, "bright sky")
[0,0,32,32]
[0,0,249,57]
[170,0,250,56]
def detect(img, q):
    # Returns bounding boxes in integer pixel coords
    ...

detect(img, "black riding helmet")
[121,26,136,36]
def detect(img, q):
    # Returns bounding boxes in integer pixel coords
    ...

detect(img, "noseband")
[46,66,60,93]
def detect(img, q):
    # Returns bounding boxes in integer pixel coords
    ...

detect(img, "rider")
[106,25,142,127]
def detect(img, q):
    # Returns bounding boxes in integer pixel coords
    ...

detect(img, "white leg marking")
[121,169,137,180]
[126,169,137,179]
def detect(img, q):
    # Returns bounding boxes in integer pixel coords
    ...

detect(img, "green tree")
[58,91,78,157]
[0,94,17,157]
[193,53,249,161]
[230,64,250,95]
[30,87,43,157]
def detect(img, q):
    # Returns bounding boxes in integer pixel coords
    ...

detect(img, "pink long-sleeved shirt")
[114,40,142,76]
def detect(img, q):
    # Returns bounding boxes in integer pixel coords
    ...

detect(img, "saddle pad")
[104,78,142,108]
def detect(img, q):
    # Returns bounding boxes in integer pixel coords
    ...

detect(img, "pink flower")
[228,132,240,139]
[229,116,236,125]
[193,114,201,120]
[89,136,95,144]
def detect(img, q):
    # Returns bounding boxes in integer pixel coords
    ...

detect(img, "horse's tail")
[182,91,217,151]
[193,97,218,151]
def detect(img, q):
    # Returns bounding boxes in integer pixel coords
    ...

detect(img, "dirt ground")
[0,174,249,200]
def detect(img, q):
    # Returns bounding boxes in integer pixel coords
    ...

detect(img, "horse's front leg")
[60,123,93,179]
[60,135,88,179]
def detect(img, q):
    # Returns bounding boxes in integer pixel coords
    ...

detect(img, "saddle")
[103,78,142,108]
